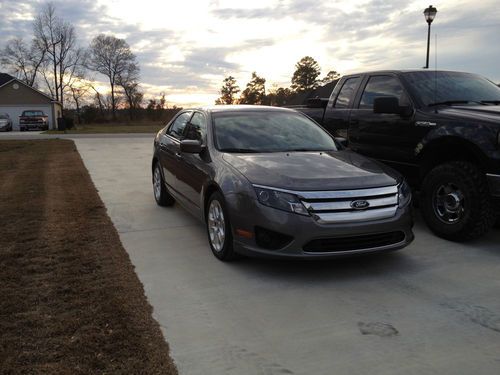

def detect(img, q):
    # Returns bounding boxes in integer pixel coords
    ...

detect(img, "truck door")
[321,76,361,138]
[348,74,417,166]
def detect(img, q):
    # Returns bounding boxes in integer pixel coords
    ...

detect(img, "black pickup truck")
[296,70,500,241]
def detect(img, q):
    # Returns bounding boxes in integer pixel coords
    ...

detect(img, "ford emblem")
[351,200,370,210]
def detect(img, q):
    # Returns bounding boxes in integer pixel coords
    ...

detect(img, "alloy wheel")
[153,166,162,201]
[433,183,465,224]
[208,199,225,252]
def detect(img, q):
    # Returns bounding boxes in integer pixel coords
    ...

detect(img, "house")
[0,73,62,130]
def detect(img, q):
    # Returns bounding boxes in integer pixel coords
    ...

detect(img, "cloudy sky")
[1,0,499,106]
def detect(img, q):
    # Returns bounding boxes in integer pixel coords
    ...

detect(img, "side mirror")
[180,139,203,154]
[334,137,348,148]
[306,97,328,108]
[373,96,401,115]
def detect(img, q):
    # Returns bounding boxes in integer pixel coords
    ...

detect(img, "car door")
[321,76,362,138]
[157,111,192,194]
[348,74,417,164]
[175,111,213,209]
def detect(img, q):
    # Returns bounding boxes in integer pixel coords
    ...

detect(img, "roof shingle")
[0,73,15,87]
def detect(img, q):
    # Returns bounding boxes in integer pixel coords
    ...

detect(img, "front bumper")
[20,122,48,130]
[226,194,414,259]
[487,173,500,197]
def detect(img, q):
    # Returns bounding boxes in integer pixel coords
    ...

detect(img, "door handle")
[175,152,182,159]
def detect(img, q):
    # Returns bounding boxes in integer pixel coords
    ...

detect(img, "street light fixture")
[423,5,437,69]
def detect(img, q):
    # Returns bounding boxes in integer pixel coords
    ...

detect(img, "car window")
[185,112,207,142]
[359,76,409,109]
[167,111,192,140]
[334,77,360,108]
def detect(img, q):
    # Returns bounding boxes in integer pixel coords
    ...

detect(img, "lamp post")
[423,5,438,69]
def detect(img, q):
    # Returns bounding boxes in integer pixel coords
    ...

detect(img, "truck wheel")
[421,161,496,241]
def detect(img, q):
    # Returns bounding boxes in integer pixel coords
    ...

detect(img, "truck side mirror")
[306,97,328,108]
[373,96,401,115]
[334,137,348,148]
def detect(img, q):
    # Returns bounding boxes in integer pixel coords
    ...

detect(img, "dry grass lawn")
[0,140,177,374]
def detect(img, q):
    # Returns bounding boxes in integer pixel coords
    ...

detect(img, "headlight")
[254,186,309,216]
[398,180,412,208]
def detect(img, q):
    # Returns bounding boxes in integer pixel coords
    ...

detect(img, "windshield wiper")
[428,100,481,107]
[286,148,331,152]
[480,100,500,105]
[219,148,260,153]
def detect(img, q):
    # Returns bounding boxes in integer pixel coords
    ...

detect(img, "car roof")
[189,105,296,114]
[341,69,475,78]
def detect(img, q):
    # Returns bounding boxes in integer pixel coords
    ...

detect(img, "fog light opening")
[255,226,293,250]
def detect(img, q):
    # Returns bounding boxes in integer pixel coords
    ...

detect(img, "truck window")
[359,76,408,109]
[334,77,360,108]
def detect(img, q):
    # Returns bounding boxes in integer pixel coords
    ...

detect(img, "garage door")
[0,105,54,130]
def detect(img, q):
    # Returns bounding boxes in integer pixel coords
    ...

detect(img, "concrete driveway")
[75,137,500,375]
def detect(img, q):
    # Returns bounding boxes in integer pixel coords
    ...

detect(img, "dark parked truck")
[19,110,49,131]
[297,70,500,241]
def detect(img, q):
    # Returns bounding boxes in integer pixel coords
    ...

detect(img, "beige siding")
[0,81,52,105]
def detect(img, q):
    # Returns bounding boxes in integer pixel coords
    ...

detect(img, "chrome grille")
[299,185,398,224]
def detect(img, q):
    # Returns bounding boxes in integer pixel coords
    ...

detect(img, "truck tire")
[420,161,496,241]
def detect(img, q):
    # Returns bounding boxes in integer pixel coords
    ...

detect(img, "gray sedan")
[152,105,413,261]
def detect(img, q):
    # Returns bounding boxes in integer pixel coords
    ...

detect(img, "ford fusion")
[152,106,414,261]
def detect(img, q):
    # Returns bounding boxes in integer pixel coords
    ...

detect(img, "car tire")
[153,162,175,207]
[206,191,238,261]
[421,161,496,241]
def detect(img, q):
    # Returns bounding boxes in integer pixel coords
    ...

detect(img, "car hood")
[438,105,500,126]
[222,150,400,191]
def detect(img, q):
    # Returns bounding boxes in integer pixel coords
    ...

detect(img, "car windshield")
[212,110,338,153]
[23,111,44,116]
[403,71,500,106]
[0,114,8,119]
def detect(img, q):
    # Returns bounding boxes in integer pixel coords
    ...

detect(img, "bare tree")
[88,34,137,120]
[33,3,63,101]
[90,85,105,117]
[33,3,84,107]
[117,62,142,119]
[65,70,91,124]
[0,38,45,87]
